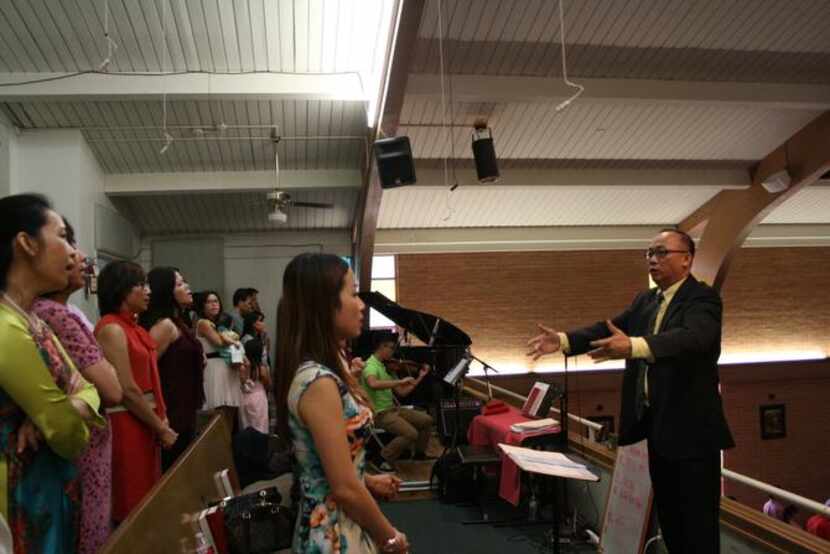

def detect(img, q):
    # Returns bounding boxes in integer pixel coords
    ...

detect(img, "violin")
[386,358,429,376]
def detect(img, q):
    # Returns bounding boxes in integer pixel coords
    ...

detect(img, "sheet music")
[499,444,599,481]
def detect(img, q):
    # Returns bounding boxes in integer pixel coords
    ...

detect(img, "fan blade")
[290,201,334,209]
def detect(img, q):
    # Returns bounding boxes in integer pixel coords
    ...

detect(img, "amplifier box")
[438,398,482,444]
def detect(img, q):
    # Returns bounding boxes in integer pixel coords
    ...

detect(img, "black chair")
[457,444,501,524]
[365,427,394,469]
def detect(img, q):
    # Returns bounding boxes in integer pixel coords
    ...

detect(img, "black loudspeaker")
[472,126,499,183]
[374,136,416,189]
[438,398,482,444]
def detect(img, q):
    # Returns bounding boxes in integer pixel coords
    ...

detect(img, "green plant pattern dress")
[288,362,378,554]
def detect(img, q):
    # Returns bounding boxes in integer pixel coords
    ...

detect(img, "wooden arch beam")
[679,111,830,290]
[353,0,425,292]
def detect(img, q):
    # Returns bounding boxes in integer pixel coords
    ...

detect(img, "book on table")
[510,417,559,433]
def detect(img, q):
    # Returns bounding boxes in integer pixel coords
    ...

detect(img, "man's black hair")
[660,227,696,257]
[232,287,256,306]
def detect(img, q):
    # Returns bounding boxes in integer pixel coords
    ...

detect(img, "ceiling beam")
[353,0,425,292]
[0,72,366,102]
[406,74,830,110]
[104,170,362,196]
[680,110,830,289]
[375,224,830,255]
[413,168,749,188]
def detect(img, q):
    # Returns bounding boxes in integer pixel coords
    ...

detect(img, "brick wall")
[397,247,830,364]
[397,249,646,371]
[397,246,830,517]
[721,247,830,356]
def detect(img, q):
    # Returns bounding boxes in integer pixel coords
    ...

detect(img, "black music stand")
[443,353,472,451]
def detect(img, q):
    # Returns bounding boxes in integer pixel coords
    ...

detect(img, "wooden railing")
[101,414,237,554]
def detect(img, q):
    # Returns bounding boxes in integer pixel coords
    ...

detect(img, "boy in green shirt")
[360,332,433,466]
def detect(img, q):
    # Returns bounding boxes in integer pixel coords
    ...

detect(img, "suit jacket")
[566,275,735,460]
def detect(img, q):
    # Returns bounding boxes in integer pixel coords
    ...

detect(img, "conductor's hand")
[588,320,631,362]
[526,324,562,360]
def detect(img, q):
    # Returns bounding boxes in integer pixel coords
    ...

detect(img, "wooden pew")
[101,413,237,553]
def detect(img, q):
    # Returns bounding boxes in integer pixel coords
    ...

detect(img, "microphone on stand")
[470,353,507,414]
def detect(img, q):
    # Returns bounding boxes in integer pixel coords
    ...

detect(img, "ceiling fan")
[266,128,334,224]
[266,190,334,223]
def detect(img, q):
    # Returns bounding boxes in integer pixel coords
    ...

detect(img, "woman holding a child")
[194,291,242,429]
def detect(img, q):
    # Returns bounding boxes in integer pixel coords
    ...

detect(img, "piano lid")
[359,291,471,347]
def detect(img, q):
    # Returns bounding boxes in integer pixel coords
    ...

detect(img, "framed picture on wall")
[760,404,786,440]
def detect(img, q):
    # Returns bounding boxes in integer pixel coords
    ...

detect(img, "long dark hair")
[139,266,182,330]
[98,261,146,316]
[242,311,264,337]
[0,194,53,291]
[194,290,223,322]
[275,253,351,437]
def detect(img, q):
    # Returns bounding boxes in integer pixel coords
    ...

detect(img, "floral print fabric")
[287,362,377,554]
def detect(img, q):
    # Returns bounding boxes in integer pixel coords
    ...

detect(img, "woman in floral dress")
[276,253,408,554]
[32,218,123,553]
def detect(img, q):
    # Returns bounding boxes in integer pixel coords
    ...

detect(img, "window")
[369,255,396,329]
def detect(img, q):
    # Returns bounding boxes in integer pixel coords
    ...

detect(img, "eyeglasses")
[645,247,689,260]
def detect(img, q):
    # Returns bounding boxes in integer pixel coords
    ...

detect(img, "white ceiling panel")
[2,98,367,173]
[417,0,830,54]
[412,0,830,82]
[377,185,724,229]
[0,0,395,76]
[763,186,830,224]
[115,188,357,235]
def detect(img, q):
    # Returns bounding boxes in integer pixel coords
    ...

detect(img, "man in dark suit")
[528,229,734,553]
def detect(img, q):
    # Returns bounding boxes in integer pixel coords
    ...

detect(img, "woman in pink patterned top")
[32,219,123,554]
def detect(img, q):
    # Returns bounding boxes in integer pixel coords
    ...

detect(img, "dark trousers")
[161,427,195,472]
[648,444,722,554]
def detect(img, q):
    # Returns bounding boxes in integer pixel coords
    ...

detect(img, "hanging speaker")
[472,124,499,183]
[374,136,416,189]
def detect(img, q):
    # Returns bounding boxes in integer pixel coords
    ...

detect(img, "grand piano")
[355,291,471,404]
[355,292,483,443]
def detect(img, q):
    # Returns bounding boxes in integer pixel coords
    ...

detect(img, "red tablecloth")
[467,405,560,506]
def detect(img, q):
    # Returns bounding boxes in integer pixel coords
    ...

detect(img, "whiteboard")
[599,440,653,554]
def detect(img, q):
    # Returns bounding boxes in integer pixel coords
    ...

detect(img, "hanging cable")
[0,69,367,89]
[97,0,119,72]
[437,0,450,189]
[159,92,173,154]
[436,0,457,221]
[159,1,173,155]
[555,0,584,112]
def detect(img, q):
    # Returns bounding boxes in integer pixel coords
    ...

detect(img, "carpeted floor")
[380,498,597,554]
